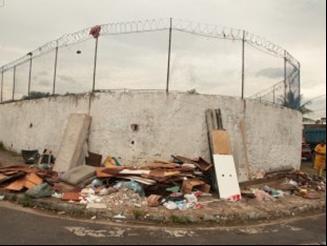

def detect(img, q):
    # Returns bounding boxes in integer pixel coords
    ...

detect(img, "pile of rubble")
[60,155,214,210]
[0,165,58,196]
[0,160,326,213]
[0,154,217,211]
[241,170,326,201]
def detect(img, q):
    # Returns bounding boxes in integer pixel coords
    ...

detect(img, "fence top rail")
[0,18,300,73]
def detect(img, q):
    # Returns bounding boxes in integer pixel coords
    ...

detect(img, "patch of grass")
[19,195,34,208]
[132,209,146,219]
[169,215,192,224]
[0,141,5,151]
[22,91,51,100]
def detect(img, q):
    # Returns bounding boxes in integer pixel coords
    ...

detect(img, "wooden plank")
[0,173,7,181]
[205,109,217,158]
[23,173,43,189]
[197,157,213,172]
[62,192,81,201]
[25,173,43,185]
[211,130,232,155]
[117,175,156,185]
[182,179,210,194]
[119,169,150,175]
[96,168,113,178]
[144,162,179,169]
[0,172,26,185]
[5,178,26,191]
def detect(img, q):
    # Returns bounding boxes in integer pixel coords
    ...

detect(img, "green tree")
[22,91,51,100]
[280,91,313,121]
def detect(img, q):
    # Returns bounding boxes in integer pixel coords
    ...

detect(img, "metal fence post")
[283,50,287,103]
[53,43,59,95]
[298,62,301,108]
[166,17,173,94]
[0,69,3,102]
[12,66,16,100]
[241,30,245,99]
[273,84,276,104]
[28,53,33,97]
[92,37,99,92]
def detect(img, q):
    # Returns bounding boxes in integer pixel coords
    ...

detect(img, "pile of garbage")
[0,154,216,211]
[0,165,58,197]
[241,170,326,201]
[62,155,214,210]
[1,151,325,212]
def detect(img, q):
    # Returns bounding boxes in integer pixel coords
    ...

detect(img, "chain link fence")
[0,18,300,109]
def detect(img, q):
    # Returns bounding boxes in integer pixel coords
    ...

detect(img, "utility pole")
[52,42,59,95]
[166,17,173,94]
[241,30,245,99]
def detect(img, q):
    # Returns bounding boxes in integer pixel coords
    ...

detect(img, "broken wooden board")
[62,192,81,201]
[0,174,8,183]
[182,179,210,194]
[119,169,150,175]
[197,157,213,172]
[213,154,241,199]
[54,113,92,173]
[143,162,180,169]
[53,182,78,193]
[24,173,43,189]
[96,168,113,178]
[101,166,125,175]
[148,169,181,178]
[85,152,102,167]
[5,178,26,191]
[172,155,209,172]
[211,130,232,155]
[0,172,26,185]
[116,175,156,185]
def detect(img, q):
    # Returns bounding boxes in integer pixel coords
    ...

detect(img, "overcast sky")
[0,0,325,107]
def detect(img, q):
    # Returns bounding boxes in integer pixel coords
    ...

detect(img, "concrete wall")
[0,90,302,181]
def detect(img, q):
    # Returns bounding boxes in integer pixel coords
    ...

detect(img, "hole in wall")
[130,124,139,132]
[131,140,135,145]
[29,123,33,128]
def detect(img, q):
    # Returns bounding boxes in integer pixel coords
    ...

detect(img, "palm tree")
[279,91,313,121]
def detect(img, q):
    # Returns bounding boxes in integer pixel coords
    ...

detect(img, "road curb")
[0,190,325,225]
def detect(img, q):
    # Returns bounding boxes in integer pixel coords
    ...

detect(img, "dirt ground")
[0,149,24,167]
[301,160,326,177]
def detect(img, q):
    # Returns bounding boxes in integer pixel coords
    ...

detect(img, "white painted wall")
[0,90,302,181]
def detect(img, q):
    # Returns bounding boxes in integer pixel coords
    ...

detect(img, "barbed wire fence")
[0,18,300,108]
[305,95,326,121]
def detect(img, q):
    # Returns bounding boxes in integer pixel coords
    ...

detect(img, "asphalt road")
[0,201,325,245]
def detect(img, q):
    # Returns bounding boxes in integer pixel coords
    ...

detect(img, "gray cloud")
[38,71,49,76]
[256,67,283,79]
[37,79,50,86]
[57,75,78,84]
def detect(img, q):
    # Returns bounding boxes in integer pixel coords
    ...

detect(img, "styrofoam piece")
[213,154,241,199]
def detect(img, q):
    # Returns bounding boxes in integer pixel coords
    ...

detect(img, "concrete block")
[54,113,91,173]
[61,165,96,185]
